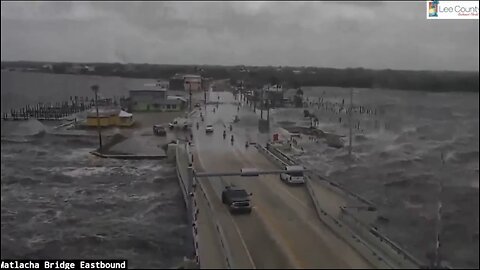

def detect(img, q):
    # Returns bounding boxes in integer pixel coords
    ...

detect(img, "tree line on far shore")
[2,61,478,93]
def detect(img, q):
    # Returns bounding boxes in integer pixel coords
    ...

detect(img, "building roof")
[167,96,187,102]
[118,110,132,117]
[87,107,120,117]
[184,74,201,78]
[129,85,167,92]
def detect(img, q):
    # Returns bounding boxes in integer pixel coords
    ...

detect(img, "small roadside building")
[117,110,134,127]
[169,74,185,91]
[184,74,202,91]
[129,83,187,112]
[85,107,134,127]
[263,84,285,108]
[168,73,206,92]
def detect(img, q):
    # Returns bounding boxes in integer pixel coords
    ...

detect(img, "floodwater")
[1,134,189,268]
[1,72,190,268]
[1,71,478,268]
[273,86,479,268]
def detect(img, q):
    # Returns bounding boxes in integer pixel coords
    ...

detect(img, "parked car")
[194,103,201,108]
[280,165,305,185]
[221,185,252,214]
[205,125,214,133]
[153,124,167,136]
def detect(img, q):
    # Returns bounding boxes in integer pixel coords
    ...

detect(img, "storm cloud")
[1,1,478,71]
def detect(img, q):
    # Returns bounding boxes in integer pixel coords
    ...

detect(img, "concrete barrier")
[177,141,232,269]
[340,208,422,269]
[196,177,234,269]
[304,176,394,268]
[256,144,422,269]
[90,151,166,160]
[174,142,200,268]
[269,143,375,207]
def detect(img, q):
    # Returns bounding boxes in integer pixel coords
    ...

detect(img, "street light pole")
[91,85,102,151]
[348,88,353,159]
[188,82,192,112]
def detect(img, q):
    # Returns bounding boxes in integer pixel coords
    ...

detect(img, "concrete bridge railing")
[175,142,199,267]
[175,141,232,269]
[256,143,423,269]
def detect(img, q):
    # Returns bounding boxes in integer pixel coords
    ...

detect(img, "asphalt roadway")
[190,90,373,269]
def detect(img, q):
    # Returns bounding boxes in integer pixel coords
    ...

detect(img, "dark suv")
[221,185,252,214]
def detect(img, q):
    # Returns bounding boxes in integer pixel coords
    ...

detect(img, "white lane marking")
[228,213,257,269]
[195,144,256,269]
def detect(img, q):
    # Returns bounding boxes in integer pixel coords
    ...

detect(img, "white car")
[280,165,305,185]
[205,125,214,133]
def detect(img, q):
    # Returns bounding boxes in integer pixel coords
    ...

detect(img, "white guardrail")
[256,143,423,269]
[267,144,375,207]
[175,142,199,266]
[195,175,234,269]
[176,141,233,269]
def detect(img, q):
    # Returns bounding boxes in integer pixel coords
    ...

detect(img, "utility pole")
[348,88,353,158]
[91,85,102,151]
[188,82,192,112]
[267,98,270,121]
[204,80,207,106]
[260,89,264,120]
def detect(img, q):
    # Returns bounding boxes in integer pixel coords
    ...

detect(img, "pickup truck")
[280,165,305,185]
[221,185,252,214]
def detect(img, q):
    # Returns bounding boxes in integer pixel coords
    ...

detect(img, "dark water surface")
[1,135,189,268]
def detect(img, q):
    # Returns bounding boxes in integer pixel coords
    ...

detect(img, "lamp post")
[91,85,102,151]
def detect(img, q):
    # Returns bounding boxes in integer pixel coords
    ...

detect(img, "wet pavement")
[193,87,478,268]
[191,90,372,268]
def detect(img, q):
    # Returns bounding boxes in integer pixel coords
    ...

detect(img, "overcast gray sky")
[1,1,479,71]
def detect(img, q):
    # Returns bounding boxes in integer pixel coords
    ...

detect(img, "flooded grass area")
[1,135,189,268]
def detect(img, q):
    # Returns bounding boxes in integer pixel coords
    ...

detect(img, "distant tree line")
[2,61,478,92]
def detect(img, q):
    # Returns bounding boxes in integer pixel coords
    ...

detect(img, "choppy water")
[273,86,479,268]
[1,135,189,268]
[1,72,478,268]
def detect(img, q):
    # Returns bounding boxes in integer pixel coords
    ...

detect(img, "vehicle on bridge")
[169,117,191,130]
[205,124,214,133]
[153,124,166,136]
[280,165,305,185]
[221,185,252,214]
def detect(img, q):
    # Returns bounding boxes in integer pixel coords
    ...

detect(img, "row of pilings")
[2,97,95,121]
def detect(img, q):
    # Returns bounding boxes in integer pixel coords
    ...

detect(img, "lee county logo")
[428,0,439,17]
[427,0,479,19]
